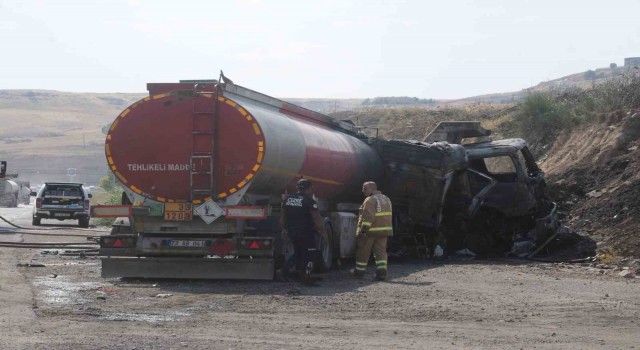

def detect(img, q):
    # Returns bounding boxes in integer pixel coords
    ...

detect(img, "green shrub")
[98,173,117,192]
[93,174,123,227]
[508,74,640,158]
[512,92,573,150]
[587,74,640,112]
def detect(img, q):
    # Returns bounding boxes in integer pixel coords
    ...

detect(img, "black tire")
[315,221,334,272]
[32,217,41,226]
[78,218,90,228]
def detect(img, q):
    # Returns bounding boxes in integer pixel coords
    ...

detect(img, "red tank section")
[106,92,265,203]
[106,82,384,205]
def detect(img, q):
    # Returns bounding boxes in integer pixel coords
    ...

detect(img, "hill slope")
[543,110,640,258]
[0,90,145,184]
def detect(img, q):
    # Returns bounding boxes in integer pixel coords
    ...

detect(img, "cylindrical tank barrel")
[105,85,383,204]
[0,180,19,195]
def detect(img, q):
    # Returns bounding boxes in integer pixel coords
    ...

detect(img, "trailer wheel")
[315,221,334,272]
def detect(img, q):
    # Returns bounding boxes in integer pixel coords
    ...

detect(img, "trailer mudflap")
[101,257,274,280]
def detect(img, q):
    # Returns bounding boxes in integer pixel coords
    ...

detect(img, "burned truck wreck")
[96,78,560,280]
[371,122,559,258]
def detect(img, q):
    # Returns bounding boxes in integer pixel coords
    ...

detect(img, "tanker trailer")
[0,178,20,207]
[98,80,384,279]
[0,161,30,207]
[13,179,31,205]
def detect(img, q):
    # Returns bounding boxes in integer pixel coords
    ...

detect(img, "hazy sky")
[1,0,639,99]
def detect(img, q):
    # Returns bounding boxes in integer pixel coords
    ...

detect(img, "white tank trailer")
[0,161,30,207]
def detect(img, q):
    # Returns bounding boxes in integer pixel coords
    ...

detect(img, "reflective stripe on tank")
[374,212,392,216]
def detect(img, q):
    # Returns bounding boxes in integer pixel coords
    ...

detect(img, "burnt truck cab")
[365,139,494,256]
[464,139,558,254]
[465,139,545,217]
[425,122,559,256]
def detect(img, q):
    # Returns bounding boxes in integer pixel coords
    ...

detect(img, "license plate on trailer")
[167,240,206,248]
[54,213,71,217]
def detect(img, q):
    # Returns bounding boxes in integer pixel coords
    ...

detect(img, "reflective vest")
[357,191,393,237]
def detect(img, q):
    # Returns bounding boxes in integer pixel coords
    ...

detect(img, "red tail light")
[84,199,90,210]
[35,198,42,209]
[101,236,134,248]
[240,239,272,249]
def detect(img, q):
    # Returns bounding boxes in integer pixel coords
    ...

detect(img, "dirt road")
[1,204,639,350]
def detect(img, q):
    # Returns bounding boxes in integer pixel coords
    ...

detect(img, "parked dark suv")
[32,182,92,227]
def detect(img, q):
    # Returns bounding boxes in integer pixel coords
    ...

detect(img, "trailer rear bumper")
[101,257,274,280]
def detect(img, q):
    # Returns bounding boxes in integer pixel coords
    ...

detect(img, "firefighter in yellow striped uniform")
[352,181,393,281]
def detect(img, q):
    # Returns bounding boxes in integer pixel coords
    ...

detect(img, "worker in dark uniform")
[352,181,393,281]
[279,179,328,285]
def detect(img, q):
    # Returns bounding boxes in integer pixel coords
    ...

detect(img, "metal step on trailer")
[101,256,274,280]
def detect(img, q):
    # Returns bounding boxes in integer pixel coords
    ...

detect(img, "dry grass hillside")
[0,90,144,154]
[0,90,145,184]
[448,65,629,105]
[331,104,514,140]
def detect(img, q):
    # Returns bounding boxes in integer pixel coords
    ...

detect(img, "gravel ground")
[1,204,639,350]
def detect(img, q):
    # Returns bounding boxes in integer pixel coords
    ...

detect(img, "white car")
[32,182,92,227]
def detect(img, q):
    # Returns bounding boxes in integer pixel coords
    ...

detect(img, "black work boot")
[374,269,387,281]
[288,270,302,281]
[350,269,365,279]
[275,268,290,282]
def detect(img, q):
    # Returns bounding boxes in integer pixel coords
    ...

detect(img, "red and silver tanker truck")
[97,79,558,279]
